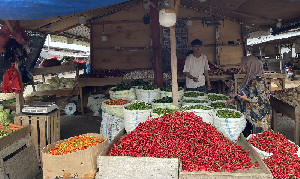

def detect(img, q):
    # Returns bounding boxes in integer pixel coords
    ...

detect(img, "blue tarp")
[0,0,129,20]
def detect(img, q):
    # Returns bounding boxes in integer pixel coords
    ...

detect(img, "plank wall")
[91,4,243,71]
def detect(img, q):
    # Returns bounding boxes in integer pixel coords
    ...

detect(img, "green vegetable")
[0,110,12,126]
[216,110,242,118]
[130,79,149,86]
[0,130,12,138]
[181,105,212,110]
[160,85,183,92]
[208,94,229,101]
[125,102,152,110]
[112,83,132,91]
[152,108,176,115]
[184,92,205,97]
[211,102,236,109]
[183,99,208,103]
[153,97,173,103]
[139,83,158,90]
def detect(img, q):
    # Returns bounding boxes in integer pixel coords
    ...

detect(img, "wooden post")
[169,0,180,107]
[215,25,220,66]
[279,41,283,73]
[15,61,24,114]
[295,106,300,145]
[150,0,163,87]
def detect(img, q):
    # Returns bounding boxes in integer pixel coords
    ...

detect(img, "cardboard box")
[42,133,108,178]
[96,129,179,179]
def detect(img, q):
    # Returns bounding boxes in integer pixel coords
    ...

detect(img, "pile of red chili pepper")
[248,130,300,178]
[47,136,103,155]
[105,99,129,105]
[109,111,257,172]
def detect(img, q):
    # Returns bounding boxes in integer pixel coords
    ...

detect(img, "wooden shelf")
[31,88,79,97]
[77,77,122,87]
[30,63,85,76]
[234,73,286,79]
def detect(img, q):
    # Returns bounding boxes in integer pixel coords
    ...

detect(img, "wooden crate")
[14,110,60,159]
[0,125,39,179]
[179,135,272,179]
[96,129,179,179]
[42,133,108,179]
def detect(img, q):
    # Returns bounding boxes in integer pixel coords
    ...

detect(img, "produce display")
[130,79,149,87]
[152,108,176,115]
[208,69,229,76]
[183,99,209,103]
[79,69,125,78]
[139,83,159,90]
[184,91,205,97]
[125,102,152,110]
[248,131,300,178]
[216,110,242,118]
[104,99,129,105]
[0,109,13,126]
[248,131,298,155]
[111,83,131,91]
[181,105,212,110]
[211,102,235,109]
[0,123,24,138]
[160,85,183,92]
[109,111,257,172]
[153,97,173,103]
[271,86,300,106]
[263,154,300,179]
[47,136,103,155]
[225,68,246,75]
[122,70,154,80]
[36,76,76,91]
[208,94,229,101]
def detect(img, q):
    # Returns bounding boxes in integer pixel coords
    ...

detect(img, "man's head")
[191,39,202,54]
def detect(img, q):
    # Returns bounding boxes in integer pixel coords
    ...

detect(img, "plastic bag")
[1,64,21,93]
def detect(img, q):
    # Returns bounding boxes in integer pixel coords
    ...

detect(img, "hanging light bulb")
[101,23,108,41]
[186,16,192,26]
[78,15,86,25]
[159,9,176,27]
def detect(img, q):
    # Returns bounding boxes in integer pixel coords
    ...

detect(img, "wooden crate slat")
[39,117,46,154]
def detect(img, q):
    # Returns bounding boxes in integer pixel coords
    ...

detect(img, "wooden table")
[270,95,300,145]
[234,73,286,94]
[77,77,122,115]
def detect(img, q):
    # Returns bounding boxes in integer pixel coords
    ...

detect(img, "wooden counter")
[77,77,122,115]
[270,95,300,145]
[234,73,286,93]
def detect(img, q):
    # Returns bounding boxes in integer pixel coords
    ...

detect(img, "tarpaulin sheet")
[0,0,129,20]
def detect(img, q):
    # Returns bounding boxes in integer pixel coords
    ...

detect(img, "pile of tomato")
[248,131,300,178]
[105,99,129,105]
[109,111,257,172]
[47,136,103,155]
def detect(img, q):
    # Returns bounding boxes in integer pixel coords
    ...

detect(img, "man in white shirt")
[183,39,212,92]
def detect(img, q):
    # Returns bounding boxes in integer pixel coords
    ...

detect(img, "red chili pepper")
[109,111,257,172]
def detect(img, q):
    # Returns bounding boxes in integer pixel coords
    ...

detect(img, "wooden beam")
[150,0,163,87]
[5,20,14,33]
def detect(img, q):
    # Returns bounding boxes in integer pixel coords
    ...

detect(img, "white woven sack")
[136,88,161,103]
[181,101,211,107]
[247,134,300,159]
[87,94,107,116]
[183,108,214,125]
[109,87,136,100]
[123,101,152,133]
[101,100,127,118]
[100,112,124,142]
[151,103,178,109]
[160,90,184,100]
[213,110,246,142]
[150,112,161,119]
